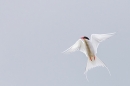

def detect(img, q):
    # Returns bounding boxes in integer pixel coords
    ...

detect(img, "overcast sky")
[0,0,130,86]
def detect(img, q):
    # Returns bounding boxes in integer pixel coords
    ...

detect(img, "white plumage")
[63,32,115,80]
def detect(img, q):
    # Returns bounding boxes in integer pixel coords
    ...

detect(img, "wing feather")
[62,39,85,54]
[91,32,115,53]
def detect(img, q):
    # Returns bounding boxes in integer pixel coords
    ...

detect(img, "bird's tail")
[84,56,111,81]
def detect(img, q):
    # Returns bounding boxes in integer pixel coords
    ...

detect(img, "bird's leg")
[90,57,92,61]
[94,56,95,60]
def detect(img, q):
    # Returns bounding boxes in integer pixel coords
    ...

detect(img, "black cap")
[84,36,89,40]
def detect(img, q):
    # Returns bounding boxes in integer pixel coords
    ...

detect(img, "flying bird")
[63,33,115,80]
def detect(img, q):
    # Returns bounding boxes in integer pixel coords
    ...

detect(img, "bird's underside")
[82,39,95,61]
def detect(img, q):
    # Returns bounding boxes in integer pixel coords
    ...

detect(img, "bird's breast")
[83,39,95,61]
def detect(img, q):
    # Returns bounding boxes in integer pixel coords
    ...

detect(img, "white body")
[82,39,95,59]
[63,33,115,80]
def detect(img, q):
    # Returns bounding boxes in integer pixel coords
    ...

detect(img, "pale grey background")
[0,0,130,86]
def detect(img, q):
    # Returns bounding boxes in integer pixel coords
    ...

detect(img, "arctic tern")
[63,33,115,80]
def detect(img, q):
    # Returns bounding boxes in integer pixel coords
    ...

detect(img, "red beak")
[81,37,84,39]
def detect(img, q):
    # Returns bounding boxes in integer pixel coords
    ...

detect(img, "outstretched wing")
[91,32,115,54]
[62,39,86,54]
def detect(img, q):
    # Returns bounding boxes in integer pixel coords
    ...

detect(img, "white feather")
[91,32,115,54]
[62,39,86,54]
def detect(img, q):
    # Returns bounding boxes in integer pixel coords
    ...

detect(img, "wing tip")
[62,51,67,54]
[109,32,116,35]
[62,50,71,54]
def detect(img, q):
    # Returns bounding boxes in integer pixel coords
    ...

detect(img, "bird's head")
[81,36,89,40]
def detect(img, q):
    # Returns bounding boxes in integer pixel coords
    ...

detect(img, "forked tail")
[84,56,111,81]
